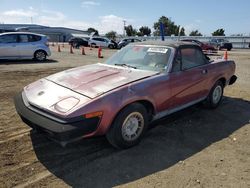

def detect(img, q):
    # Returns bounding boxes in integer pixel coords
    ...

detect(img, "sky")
[0,0,250,36]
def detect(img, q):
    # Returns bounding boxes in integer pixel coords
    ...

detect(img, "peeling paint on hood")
[46,63,158,98]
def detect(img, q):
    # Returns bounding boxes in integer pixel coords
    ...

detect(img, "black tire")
[90,43,96,48]
[106,103,148,149]
[108,44,114,49]
[34,50,47,61]
[204,80,224,109]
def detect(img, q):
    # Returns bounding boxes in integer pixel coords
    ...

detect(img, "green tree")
[212,28,225,36]
[105,31,117,39]
[125,25,137,36]
[138,26,151,36]
[179,27,185,36]
[189,30,202,36]
[87,27,99,36]
[153,16,180,36]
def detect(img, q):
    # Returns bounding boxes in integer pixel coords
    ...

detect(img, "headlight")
[54,97,79,113]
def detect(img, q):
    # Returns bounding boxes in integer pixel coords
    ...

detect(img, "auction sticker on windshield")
[147,47,168,53]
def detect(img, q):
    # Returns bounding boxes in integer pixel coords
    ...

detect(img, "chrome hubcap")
[212,85,222,104]
[36,52,46,61]
[122,112,144,141]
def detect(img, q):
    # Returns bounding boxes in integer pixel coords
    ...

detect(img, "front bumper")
[14,92,100,146]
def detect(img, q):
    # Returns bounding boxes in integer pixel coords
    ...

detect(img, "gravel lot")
[0,45,249,188]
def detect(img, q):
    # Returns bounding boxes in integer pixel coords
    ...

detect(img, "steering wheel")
[154,63,165,68]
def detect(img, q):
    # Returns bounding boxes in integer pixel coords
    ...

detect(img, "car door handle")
[202,69,208,74]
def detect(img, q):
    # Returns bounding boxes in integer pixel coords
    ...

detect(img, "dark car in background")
[209,38,233,51]
[181,39,217,54]
[117,38,141,49]
[68,37,89,48]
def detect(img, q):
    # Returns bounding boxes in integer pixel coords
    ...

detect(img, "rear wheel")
[204,80,224,109]
[106,103,148,149]
[108,44,114,49]
[90,43,96,48]
[34,50,47,61]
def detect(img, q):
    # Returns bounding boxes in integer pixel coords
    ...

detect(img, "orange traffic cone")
[57,44,61,52]
[98,46,103,58]
[223,50,228,60]
[81,47,86,55]
[70,45,74,54]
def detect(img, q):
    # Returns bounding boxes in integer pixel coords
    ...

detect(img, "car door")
[0,34,19,58]
[17,34,35,58]
[101,38,109,47]
[91,38,101,46]
[169,46,210,108]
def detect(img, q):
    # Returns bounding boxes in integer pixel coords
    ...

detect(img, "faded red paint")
[22,43,236,140]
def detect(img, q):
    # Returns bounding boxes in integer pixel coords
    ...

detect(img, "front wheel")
[90,43,96,48]
[108,44,114,49]
[34,50,47,61]
[204,80,224,109]
[106,103,148,149]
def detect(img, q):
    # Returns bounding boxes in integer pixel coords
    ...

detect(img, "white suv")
[88,37,117,49]
[0,32,51,61]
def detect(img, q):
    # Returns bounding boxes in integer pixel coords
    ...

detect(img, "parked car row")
[181,38,233,52]
[180,39,218,54]
[208,38,233,51]
[68,36,142,49]
[0,31,235,62]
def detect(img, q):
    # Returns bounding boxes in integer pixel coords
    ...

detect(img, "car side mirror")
[205,55,210,61]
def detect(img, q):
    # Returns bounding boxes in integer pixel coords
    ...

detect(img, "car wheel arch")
[106,99,155,132]
[34,49,47,56]
[217,77,226,87]
[210,76,226,89]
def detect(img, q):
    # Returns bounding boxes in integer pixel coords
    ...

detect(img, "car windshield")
[217,39,229,42]
[105,45,172,72]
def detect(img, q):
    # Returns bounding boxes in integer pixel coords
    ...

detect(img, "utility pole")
[123,20,126,37]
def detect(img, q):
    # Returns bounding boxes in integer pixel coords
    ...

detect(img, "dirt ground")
[0,46,249,188]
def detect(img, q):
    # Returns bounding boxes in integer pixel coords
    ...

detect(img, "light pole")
[123,20,126,37]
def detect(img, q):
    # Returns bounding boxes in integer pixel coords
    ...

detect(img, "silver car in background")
[0,32,51,61]
[88,37,117,49]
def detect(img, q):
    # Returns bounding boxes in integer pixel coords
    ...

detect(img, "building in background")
[0,24,90,42]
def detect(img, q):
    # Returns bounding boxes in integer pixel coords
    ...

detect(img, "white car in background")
[88,37,117,49]
[0,32,51,61]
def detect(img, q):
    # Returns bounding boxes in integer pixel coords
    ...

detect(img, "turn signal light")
[84,111,103,119]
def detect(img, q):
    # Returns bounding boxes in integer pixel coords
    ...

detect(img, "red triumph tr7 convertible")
[14,41,237,149]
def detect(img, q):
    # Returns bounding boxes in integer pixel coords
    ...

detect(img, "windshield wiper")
[114,63,137,69]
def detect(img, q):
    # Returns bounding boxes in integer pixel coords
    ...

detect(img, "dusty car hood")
[46,63,158,99]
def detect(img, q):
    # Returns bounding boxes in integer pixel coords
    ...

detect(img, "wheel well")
[107,100,155,133]
[127,100,155,121]
[218,77,226,87]
[34,49,47,57]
